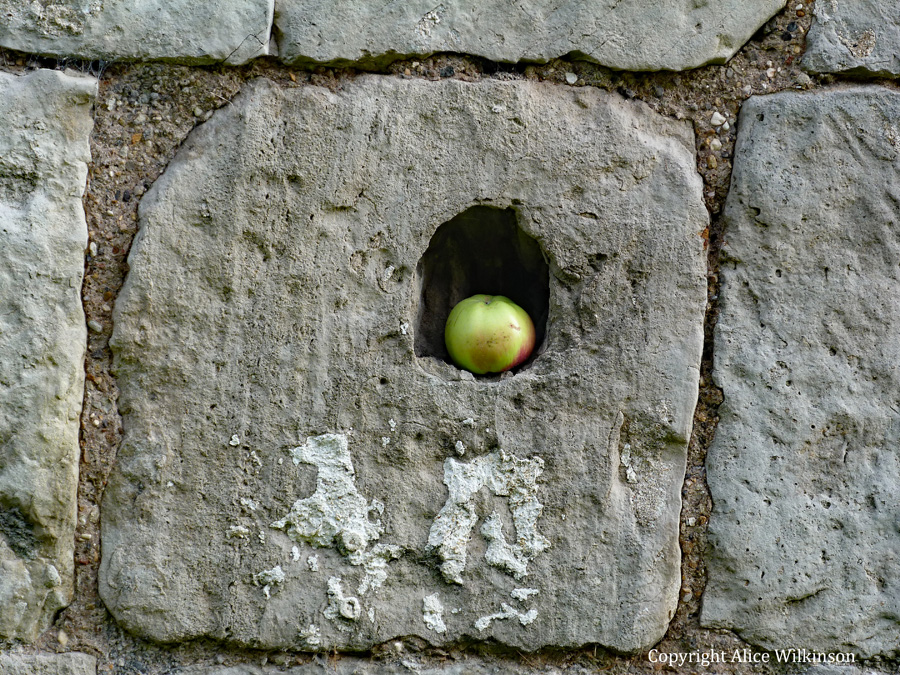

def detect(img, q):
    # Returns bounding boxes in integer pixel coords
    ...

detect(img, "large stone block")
[274,0,786,71]
[803,0,900,78]
[100,76,707,653]
[0,0,272,65]
[703,87,900,658]
[0,653,97,675]
[0,69,95,641]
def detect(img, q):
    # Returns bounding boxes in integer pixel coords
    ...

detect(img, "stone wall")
[0,1,898,674]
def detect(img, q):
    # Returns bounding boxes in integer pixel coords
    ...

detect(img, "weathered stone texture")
[804,0,900,78]
[803,667,878,675]
[274,0,786,71]
[0,69,95,641]
[703,87,900,658]
[0,0,272,64]
[100,76,707,653]
[0,653,97,675]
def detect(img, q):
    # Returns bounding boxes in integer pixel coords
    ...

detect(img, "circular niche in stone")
[414,205,549,375]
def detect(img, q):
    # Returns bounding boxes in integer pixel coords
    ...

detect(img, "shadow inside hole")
[414,206,549,372]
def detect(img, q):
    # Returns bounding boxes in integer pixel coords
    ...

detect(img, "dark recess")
[0,503,40,560]
[414,206,549,371]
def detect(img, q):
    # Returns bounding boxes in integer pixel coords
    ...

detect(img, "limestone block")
[0,0,272,65]
[803,0,900,78]
[0,653,97,675]
[100,76,707,653]
[703,87,900,658]
[274,0,786,71]
[0,69,95,642]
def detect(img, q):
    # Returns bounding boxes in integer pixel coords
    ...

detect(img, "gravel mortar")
[1,2,897,672]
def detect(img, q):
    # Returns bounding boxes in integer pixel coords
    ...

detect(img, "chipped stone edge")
[802,2,899,78]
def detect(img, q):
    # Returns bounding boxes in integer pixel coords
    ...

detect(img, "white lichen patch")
[481,513,528,578]
[357,543,402,595]
[423,593,447,634]
[254,565,285,599]
[227,525,250,539]
[621,443,638,484]
[291,546,300,562]
[271,435,402,607]
[415,4,445,39]
[510,588,539,601]
[255,565,286,586]
[271,434,391,567]
[474,603,538,631]
[427,450,550,584]
[519,608,538,626]
[299,623,321,648]
[324,576,361,623]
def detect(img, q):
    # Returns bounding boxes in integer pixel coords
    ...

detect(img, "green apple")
[444,295,536,375]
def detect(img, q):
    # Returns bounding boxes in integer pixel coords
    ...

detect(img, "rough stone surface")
[100,76,707,653]
[0,0,272,65]
[803,0,900,78]
[803,667,877,675]
[0,69,95,642]
[274,0,786,71]
[0,653,98,675]
[703,87,900,658]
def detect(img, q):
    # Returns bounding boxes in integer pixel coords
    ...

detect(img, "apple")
[444,294,536,375]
